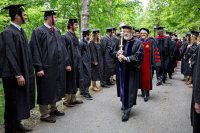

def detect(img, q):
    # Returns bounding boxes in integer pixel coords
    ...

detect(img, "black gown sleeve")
[127,41,144,66]
[3,30,22,76]
[29,29,43,72]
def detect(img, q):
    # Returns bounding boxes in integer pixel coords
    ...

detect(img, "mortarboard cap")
[3,4,26,19]
[186,33,191,37]
[140,28,150,34]
[41,9,58,19]
[191,31,199,37]
[121,25,133,30]
[172,32,177,37]
[68,19,78,24]
[116,32,121,36]
[135,29,140,32]
[92,29,100,34]
[166,31,173,36]
[106,27,113,32]
[81,28,90,35]
[156,27,165,30]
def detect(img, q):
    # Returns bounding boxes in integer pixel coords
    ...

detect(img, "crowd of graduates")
[0,3,200,133]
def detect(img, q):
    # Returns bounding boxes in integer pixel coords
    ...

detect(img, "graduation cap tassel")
[52,14,54,26]
[19,8,25,23]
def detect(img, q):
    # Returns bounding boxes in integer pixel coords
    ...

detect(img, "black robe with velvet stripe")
[119,38,143,108]
[155,35,171,72]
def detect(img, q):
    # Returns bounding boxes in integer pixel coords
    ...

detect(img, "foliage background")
[0,0,200,123]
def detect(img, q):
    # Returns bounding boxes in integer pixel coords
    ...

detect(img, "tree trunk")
[81,0,91,39]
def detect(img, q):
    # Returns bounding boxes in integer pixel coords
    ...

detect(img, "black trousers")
[2,77,20,131]
[156,67,167,81]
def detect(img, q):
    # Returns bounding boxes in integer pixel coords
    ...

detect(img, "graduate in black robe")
[79,28,93,100]
[89,29,103,92]
[180,34,190,81]
[154,27,171,85]
[0,4,35,133]
[110,28,119,83]
[100,28,115,87]
[168,33,180,79]
[135,29,141,39]
[190,31,200,133]
[184,33,198,87]
[62,19,83,107]
[113,25,144,122]
[0,32,3,78]
[29,9,66,123]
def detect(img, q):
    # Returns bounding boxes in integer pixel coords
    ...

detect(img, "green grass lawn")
[0,82,4,124]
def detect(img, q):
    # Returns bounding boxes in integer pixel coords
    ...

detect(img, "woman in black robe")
[184,33,198,88]
[180,34,190,81]
[89,29,103,92]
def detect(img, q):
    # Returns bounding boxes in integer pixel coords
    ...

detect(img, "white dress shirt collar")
[10,22,21,30]
[44,23,52,29]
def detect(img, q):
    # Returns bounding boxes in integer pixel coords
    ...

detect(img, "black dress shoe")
[83,93,93,100]
[162,78,166,83]
[122,113,129,122]
[106,82,115,85]
[100,84,110,88]
[40,116,56,123]
[144,95,148,102]
[122,109,131,122]
[50,110,65,116]
[156,82,162,86]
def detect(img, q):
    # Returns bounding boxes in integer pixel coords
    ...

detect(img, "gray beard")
[124,34,133,41]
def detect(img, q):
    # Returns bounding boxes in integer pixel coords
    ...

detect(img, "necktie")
[50,27,54,32]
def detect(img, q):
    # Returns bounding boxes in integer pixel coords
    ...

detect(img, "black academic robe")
[101,35,115,81]
[111,37,120,74]
[62,31,82,94]
[190,45,200,133]
[169,39,180,74]
[89,41,103,81]
[29,25,66,105]
[155,35,171,73]
[0,24,35,122]
[79,39,91,89]
[184,43,198,76]
[0,32,3,78]
[180,41,188,75]
[111,38,144,109]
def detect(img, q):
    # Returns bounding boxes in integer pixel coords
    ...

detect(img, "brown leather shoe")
[72,100,83,104]
[63,102,75,107]
[92,87,101,92]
